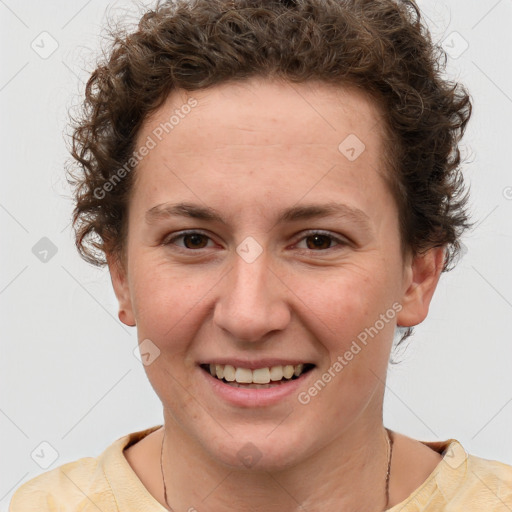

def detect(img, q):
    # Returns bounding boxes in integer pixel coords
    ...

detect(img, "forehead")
[131,78,393,223]
[141,78,385,153]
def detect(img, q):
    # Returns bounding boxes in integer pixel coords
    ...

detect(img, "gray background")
[1,0,511,507]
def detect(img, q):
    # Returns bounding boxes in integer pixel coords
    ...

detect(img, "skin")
[110,77,445,511]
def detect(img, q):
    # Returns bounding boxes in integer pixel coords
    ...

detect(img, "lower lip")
[198,366,314,408]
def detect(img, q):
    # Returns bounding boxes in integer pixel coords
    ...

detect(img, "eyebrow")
[145,201,373,232]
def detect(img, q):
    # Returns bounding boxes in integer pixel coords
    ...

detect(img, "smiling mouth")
[200,363,315,388]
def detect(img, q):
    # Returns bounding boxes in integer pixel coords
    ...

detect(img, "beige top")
[9,425,512,511]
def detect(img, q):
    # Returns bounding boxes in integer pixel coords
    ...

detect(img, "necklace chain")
[160,427,393,511]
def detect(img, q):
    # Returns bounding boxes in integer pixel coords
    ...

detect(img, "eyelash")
[162,230,348,253]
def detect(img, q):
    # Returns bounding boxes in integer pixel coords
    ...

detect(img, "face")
[110,77,443,470]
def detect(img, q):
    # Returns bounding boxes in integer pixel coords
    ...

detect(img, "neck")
[160,410,392,512]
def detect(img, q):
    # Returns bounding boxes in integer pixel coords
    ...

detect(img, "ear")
[106,252,136,327]
[396,246,445,327]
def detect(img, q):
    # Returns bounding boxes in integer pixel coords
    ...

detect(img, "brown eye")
[305,234,333,250]
[164,231,213,250]
[182,233,209,249]
[295,231,347,252]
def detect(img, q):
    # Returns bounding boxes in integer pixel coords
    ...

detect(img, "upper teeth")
[208,363,305,384]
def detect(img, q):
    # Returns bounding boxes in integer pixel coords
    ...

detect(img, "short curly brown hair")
[67,0,472,277]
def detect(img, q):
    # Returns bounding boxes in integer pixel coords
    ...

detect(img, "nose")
[213,248,291,343]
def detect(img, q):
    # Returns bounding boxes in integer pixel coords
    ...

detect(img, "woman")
[10,0,512,510]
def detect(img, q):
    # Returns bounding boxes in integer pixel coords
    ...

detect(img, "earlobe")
[106,253,136,327]
[118,308,136,326]
[396,246,446,328]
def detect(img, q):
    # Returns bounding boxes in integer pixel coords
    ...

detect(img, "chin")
[204,426,316,472]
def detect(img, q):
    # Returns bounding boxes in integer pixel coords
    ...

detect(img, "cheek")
[300,263,390,335]
[290,260,398,394]
[129,258,207,345]
[294,267,396,424]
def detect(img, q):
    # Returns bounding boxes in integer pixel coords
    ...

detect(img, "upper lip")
[198,359,315,370]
